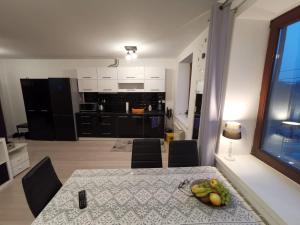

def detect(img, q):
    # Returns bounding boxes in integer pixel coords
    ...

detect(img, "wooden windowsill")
[216,154,300,225]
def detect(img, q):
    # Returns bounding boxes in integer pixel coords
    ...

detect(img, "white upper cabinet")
[77,67,98,79]
[78,79,98,92]
[144,79,165,92]
[77,66,164,93]
[98,80,118,92]
[145,67,165,80]
[117,67,145,80]
[97,67,117,80]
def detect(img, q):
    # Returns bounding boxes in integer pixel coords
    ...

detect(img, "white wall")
[0,58,177,135]
[174,28,208,138]
[175,63,191,115]
[218,18,270,155]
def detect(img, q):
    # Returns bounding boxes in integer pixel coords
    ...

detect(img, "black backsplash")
[83,92,165,112]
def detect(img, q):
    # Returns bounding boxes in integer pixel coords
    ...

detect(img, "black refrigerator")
[21,78,79,141]
[48,78,79,141]
[21,79,55,140]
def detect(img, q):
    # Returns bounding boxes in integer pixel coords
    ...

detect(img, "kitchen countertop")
[77,110,165,116]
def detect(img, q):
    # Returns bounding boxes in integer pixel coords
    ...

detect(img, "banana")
[195,190,212,197]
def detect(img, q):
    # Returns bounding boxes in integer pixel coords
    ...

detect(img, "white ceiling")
[238,0,300,20]
[0,0,214,59]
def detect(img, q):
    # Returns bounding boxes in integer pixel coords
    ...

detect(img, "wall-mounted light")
[125,46,138,60]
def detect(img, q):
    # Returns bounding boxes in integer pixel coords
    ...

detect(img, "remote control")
[78,190,87,209]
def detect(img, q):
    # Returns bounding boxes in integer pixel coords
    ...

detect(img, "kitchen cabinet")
[98,80,118,92]
[97,67,117,80]
[76,113,98,137]
[144,79,165,92]
[97,115,116,137]
[77,68,98,79]
[117,115,143,138]
[78,79,98,92]
[144,115,164,138]
[145,67,165,80]
[117,67,144,80]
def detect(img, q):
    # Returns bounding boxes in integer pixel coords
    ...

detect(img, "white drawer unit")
[77,67,98,79]
[98,67,117,80]
[7,143,30,177]
[10,149,29,168]
[78,79,98,92]
[12,160,30,177]
[145,67,165,80]
[118,67,145,80]
[98,79,118,92]
[144,79,165,92]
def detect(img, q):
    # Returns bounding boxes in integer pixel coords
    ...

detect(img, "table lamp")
[222,121,241,161]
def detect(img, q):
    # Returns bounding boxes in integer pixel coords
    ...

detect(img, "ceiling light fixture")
[125,51,132,60]
[125,46,138,60]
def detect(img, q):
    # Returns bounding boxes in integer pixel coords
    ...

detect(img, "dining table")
[32,166,265,225]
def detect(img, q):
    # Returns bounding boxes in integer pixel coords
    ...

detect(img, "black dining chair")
[131,139,163,168]
[168,140,199,167]
[22,156,62,217]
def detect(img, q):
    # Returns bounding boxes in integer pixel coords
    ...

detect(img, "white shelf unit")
[8,143,30,177]
[0,138,13,188]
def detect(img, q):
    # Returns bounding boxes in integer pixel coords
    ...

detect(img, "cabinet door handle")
[126,76,136,79]
[41,109,48,112]
[132,116,143,119]
[83,88,93,91]
[118,116,128,118]
[150,76,160,79]
[102,76,112,79]
[80,122,91,125]
[80,116,91,118]
[101,116,112,118]
[101,122,111,126]
[81,132,92,135]
[101,132,112,135]
[82,76,92,78]
[28,110,35,112]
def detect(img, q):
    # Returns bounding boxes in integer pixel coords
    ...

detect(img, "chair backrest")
[22,156,62,217]
[131,139,162,168]
[168,140,199,167]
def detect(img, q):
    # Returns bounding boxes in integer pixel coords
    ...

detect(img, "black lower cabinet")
[53,114,77,141]
[76,113,98,137]
[27,111,55,140]
[76,113,164,138]
[144,115,164,138]
[97,115,116,137]
[117,115,144,138]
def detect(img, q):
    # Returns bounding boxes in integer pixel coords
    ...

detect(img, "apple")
[210,178,218,188]
[209,193,222,206]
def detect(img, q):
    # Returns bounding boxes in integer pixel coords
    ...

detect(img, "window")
[252,6,300,184]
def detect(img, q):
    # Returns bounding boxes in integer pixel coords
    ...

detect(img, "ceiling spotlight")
[124,46,137,60]
[125,51,132,60]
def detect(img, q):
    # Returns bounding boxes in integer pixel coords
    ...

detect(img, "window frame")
[252,5,300,184]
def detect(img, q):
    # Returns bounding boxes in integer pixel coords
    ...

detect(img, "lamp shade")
[223,121,241,140]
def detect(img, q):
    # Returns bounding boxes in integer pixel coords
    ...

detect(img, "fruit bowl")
[190,179,231,207]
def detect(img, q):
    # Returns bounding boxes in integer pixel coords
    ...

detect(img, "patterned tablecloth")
[32,167,264,225]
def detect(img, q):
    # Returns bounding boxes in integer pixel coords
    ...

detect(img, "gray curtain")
[198,3,235,166]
